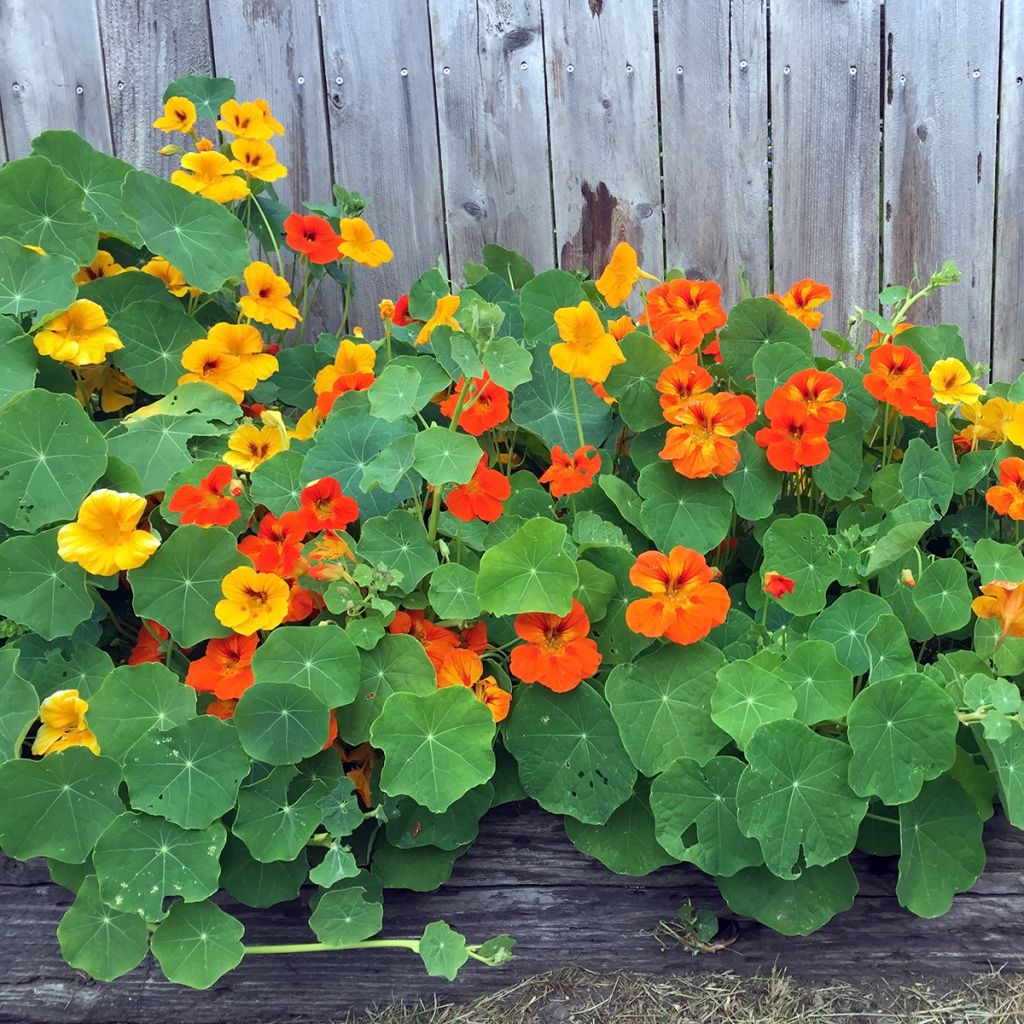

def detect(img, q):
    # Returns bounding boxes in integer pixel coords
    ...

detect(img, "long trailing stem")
[426,385,471,546]
[567,374,587,449]
[252,196,285,278]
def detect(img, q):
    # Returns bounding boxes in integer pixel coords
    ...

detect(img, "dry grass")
[348,967,1024,1024]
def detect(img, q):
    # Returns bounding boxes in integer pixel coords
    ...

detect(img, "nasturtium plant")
[0,76,1021,990]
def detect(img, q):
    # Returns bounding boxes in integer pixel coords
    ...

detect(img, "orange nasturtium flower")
[866,320,913,352]
[416,294,461,346]
[595,241,658,308]
[768,278,832,329]
[439,373,510,435]
[389,609,461,674]
[153,96,197,134]
[437,648,510,723]
[141,256,199,298]
[642,279,727,358]
[239,261,302,330]
[74,250,125,285]
[179,340,261,401]
[626,546,731,646]
[238,511,308,577]
[864,343,936,426]
[608,314,636,341]
[76,364,136,413]
[215,566,290,635]
[763,369,846,424]
[445,455,512,523]
[314,339,377,415]
[660,392,757,478]
[217,99,279,140]
[57,490,160,576]
[128,621,171,666]
[337,217,394,267]
[987,457,1024,521]
[230,138,288,182]
[551,301,625,383]
[31,690,99,756]
[223,423,289,473]
[754,405,832,473]
[656,355,713,420]
[34,299,123,366]
[206,698,238,720]
[972,581,1024,644]
[539,445,602,498]
[284,213,340,264]
[509,598,602,693]
[763,571,796,599]
[186,633,259,700]
[171,151,250,203]
[929,357,985,407]
[168,465,242,527]
[299,477,360,533]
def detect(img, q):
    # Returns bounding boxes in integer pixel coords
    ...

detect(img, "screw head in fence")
[625,63,633,74]
[400,68,408,76]
[972,69,981,78]
[567,64,575,73]
[297,75,305,85]
[849,65,857,75]
[75,86,84,95]
[12,82,19,92]
[675,65,683,74]
[520,61,528,70]
[443,66,451,75]
[783,65,791,75]
[739,59,748,70]
[335,76,343,85]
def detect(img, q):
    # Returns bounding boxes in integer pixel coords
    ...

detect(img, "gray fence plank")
[0,0,113,159]
[658,0,770,302]
[96,0,214,173]
[543,0,663,279]
[770,0,880,335]
[320,0,448,329]
[883,0,1000,363]
[993,2,1024,381]
[430,0,555,278]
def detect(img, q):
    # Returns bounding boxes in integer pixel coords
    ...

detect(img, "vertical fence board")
[993,2,1023,380]
[96,0,214,173]
[543,0,663,278]
[320,0,447,328]
[884,0,1000,363]
[430,0,554,277]
[770,0,880,334]
[0,0,113,158]
[658,0,769,301]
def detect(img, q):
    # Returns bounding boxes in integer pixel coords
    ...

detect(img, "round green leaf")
[232,764,325,863]
[913,558,972,635]
[722,433,782,521]
[752,341,812,407]
[812,408,864,500]
[428,562,481,620]
[88,663,197,762]
[847,675,958,805]
[371,686,496,813]
[718,297,812,385]
[807,591,890,675]
[57,875,149,982]
[128,525,247,647]
[735,719,867,879]
[233,681,330,765]
[711,661,797,747]
[865,614,918,682]
[481,335,533,390]
[519,268,586,346]
[0,526,92,640]
[309,886,383,946]
[221,833,307,908]
[93,812,226,919]
[419,920,470,981]
[718,860,858,936]
[760,514,841,616]
[384,783,493,851]
[339,634,435,745]
[252,623,361,708]
[412,425,483,485]
[0,390,107,532]
[504,683,636,825]
[0,748,124,862]
[0,320,39,404]
[982,727,1024,827]
[900,438,954,516]
[163,75,236,117]
[249,448,305,516]
[897,775,985,918]
[109,297,205,397]
[356,510,438,591]
[605,642,729,776]
[371,843,465,891]
[775,640,852,725]
[123,716,250,829]
[637,463,734,553]
[0,236,78,319]
[0,650,37,762]
[972,538,1024,583]
[475,518,577,616]
[604,332,672,431]
[309,838,360,887]
[151,899,244,989]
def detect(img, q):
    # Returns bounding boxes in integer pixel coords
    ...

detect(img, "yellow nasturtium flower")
[76,364,136,413]
[252,98,284,136]
[230,138,287,182]
[209,322,278,379]
[172,151,250,204]
[415,294,461,346]
[216,99,278,140]
[239,261,302,330]
[34,299,123,366]
[179,340,258,402]
[31,690,100,756]
[290,406,324,441]
[550,300,626,383]
[141,256,199,298]
[961,397,1017,444]
[594,241,658,308]
[153,96,197,134]
[57,490,160,576]
[337,217,394,268]
[929,358,985,407]
[223,423,289,473]
[74,250,126,286]
[214,566,290,635]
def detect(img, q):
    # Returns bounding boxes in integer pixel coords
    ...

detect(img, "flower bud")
[900,568,916,588]
[158,144,182,156]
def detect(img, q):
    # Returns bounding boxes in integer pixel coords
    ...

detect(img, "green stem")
[252,198,285,278]
[426,386,470,546]
[295,264,312,346]
[339,278,353,337]
[567,375,587,449]
[244,939,420,956]
[865,811,899,826]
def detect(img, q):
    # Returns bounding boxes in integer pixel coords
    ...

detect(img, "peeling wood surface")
[1,802,1023,1023]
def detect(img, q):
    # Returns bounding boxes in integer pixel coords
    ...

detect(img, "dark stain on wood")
[588,0,605,16]
[2,803,1023,1023]
[886,32,894,105]
[502,27,535,53]
[560,180,619,275]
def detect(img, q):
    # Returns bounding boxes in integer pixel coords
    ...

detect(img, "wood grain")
[883,0,1001,363]
[543,0,664,279]
[0,0,113,158]
[658,0,771,301]
[430,0,555,279]
[2,802,1023,1023]
[770,0,881,335]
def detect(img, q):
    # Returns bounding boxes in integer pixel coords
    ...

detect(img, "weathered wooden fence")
[0,0,1021,372]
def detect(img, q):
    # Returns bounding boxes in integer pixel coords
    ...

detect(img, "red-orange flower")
[763,571,796,599]
[445,455,511,522]
[315,371,376,416]
[284,213,340,264]
[439,373,510,436]
[284,582,322,622]
[866,321,913,351]
[972,581,1024,643]
[763,369,846,424]
[461,621,488,654]
[864,344,936,426]
[626,546,731,645]
[436,648,510,722]
[389,609,461,673]
[987,457,1024,521]
[186,633,259,700]
[754,405,832,472]
[656,355,713,420]
[509,599,602,692]
[659,392,757,478]
[127,621,170,665]
[768,279,832,329]
[167,465,242,527]
[206,698,237,720]
[539,445,601,498]
[392,294,413,327]
[299,477,359,533]
[238,510,308,577]
[642,279,727,358]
